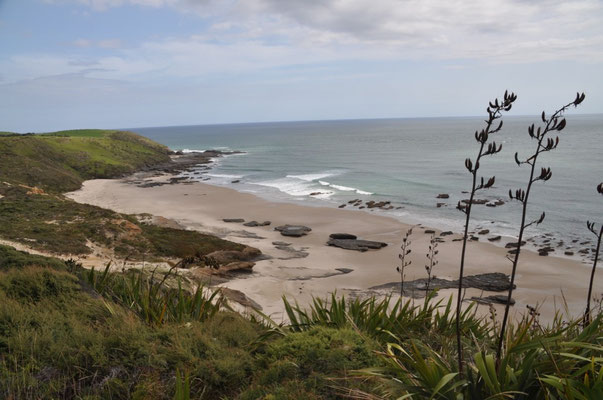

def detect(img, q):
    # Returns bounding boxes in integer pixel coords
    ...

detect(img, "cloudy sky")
[1,0,602,132]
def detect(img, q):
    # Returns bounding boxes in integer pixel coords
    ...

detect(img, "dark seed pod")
[557,119,566,131]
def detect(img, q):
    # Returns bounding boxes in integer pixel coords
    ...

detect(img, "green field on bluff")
[0,129,170,192]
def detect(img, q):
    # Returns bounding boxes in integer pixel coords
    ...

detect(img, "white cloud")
[40,0,603,65]
[7,0,601,87]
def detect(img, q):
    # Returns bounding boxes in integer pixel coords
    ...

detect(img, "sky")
[0,0,602,132]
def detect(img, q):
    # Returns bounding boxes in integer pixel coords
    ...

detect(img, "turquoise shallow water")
[132,114,602,254]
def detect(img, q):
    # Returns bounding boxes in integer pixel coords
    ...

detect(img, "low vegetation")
[0,184,243,259]
[0,250,600,399]
[0,252,383,399]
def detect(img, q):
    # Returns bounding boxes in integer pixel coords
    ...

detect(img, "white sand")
[66,176,599,323]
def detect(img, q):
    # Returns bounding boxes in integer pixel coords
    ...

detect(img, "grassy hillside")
[0,247,599,399]
[0,249,381,399]
[0,129,245,259]
[0,129,170,192]
[0,184,245,258]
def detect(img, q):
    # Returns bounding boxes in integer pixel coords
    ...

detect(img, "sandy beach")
[66,174,599,323]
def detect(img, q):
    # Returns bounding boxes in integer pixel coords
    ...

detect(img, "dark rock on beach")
[327,238,387,252]
[488,236,502,242]
[275,225,312,237]
[218,261,255,274]
[370,272,515,294]
[243,220,271,227]
[470,295,515,306]
[223,218,245,223]
[329,233,358,240]
[205,247,262,265]
[505,241,526,249]
[436,193,450,199]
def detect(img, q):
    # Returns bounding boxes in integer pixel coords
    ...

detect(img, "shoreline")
[66,172,599,323]
[183,155,596,266]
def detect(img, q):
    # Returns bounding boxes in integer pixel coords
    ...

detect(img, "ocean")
[132,114,602,257]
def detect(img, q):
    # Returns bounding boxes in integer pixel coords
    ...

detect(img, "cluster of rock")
[326,233,388,252]
[522,233,596,260]
[133,150,246,187]
[222,218,271,227]
[435,193,505,209]
[337,199,402,210]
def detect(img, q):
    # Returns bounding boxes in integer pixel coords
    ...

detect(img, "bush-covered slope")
[0,252,381,399]
[0,185,244,258]
[0,129,170,192]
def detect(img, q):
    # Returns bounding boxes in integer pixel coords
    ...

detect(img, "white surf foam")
[286,172,336,182]
[318,181,373,195]
[206,173,244,179]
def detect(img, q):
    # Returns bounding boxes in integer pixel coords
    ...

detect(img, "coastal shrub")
[84,265,224,326]
[283,293,490,347]
[0,265,266,399]
[243,326,381,399]
[140,223,245,259]
[0,186,245,259]
[0,244,66,270]
[0,267,79,303]
[363,314,602,399]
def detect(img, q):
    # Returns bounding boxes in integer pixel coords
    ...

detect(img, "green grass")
[0,186,244,258]
[0,129,170,192]
[41,129,112,138]
[0,244,66,271]
[0,249,600,399]
[0,254,382,399]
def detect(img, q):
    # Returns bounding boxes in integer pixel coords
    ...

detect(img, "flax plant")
[85,263,223,326]
[584,182,603,326]
[397,227,413,297]
[424,233,439,295]
[496,92,586,363]
[456,91,517,374]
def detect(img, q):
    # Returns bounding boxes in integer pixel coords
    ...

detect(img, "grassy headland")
[0,129,170,193]
[0,129,247,260]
